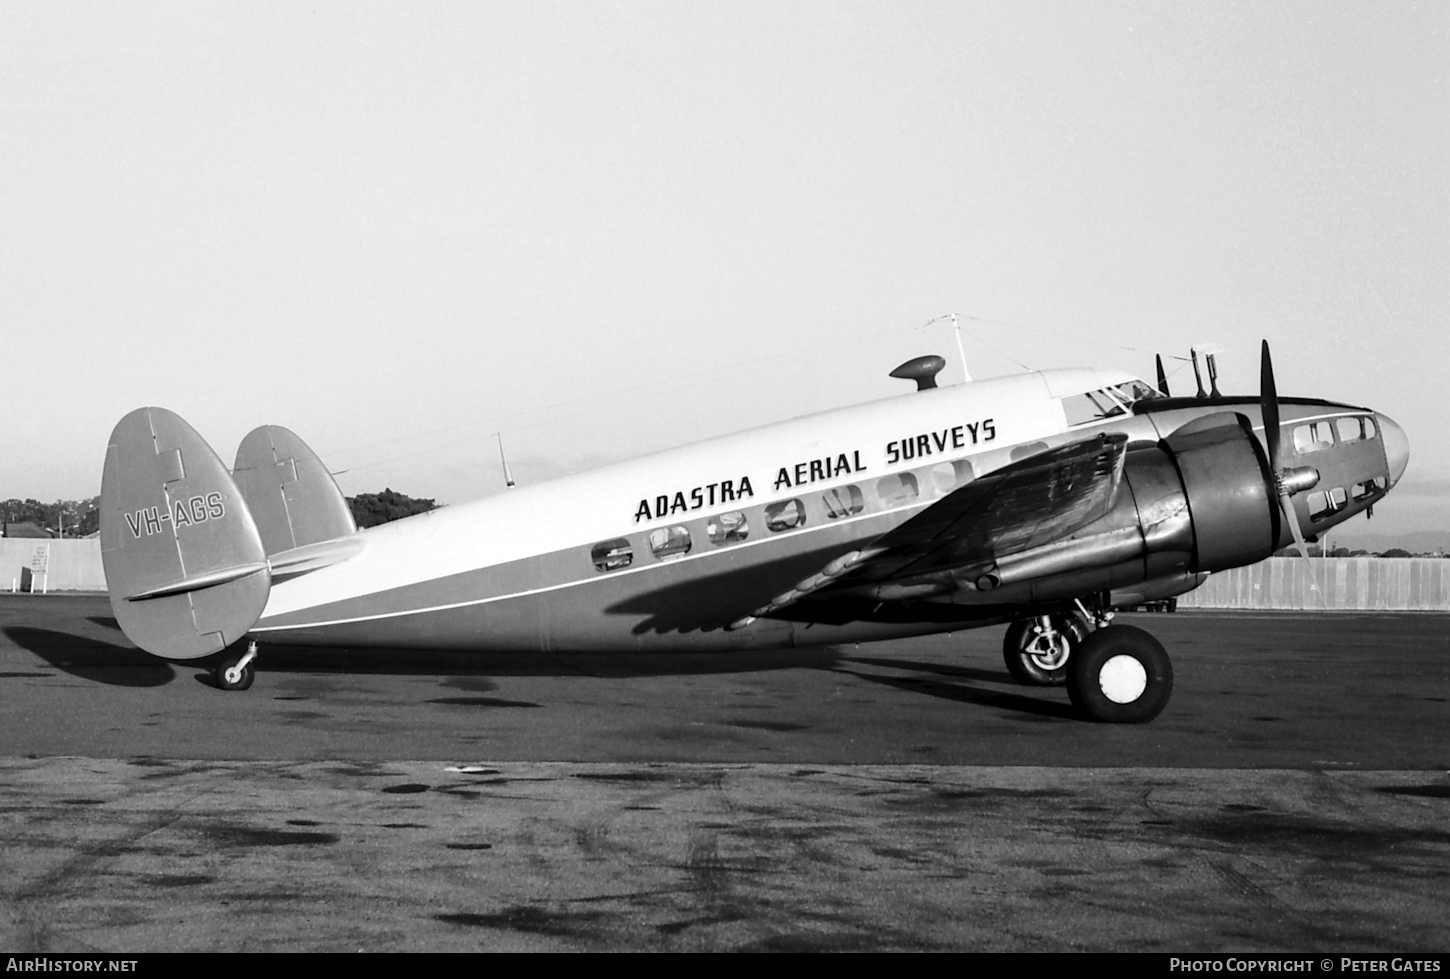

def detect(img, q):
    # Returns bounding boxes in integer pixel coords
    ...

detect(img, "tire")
[214,653,255,692]
[1003,613,1089,686]
[1067,625,1172,723]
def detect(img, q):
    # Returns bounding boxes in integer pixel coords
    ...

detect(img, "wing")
[729,434,1128,627]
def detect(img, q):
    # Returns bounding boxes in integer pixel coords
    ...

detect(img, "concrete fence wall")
[1,539,106,592]
[3,541,1447,609]
[1177,557,1450,611]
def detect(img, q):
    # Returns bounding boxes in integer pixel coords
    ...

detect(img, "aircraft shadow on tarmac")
[3,626,176,688]
[834,655,1080,721]
[6,619,846,683]
[5,617,1079,722]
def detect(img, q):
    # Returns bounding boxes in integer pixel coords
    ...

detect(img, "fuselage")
[249,369,1406,653]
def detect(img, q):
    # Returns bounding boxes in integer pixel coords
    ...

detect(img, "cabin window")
[1306,491,1329,521]
[1336,415,1377,443]
[765,498,806,532]
[591,538,634,572]
[1292,421,1334,454]
[1351,477,1385,501]
[821,484,864,519]
[1307,487,1348,522]
[1062,390,1126,426]
[708,511,749,545]
[648,525,692,561]
[930,460,973,495]
[876,472,919,508]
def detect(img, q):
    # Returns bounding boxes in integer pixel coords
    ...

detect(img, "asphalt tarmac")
[1,594,1447,951]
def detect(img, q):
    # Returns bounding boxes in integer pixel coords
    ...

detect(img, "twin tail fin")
[100,408,355,660]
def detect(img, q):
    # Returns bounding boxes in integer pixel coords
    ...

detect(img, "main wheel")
[1066,625,1172,723]
[214,651,255,691]
[1002,613,1089,686]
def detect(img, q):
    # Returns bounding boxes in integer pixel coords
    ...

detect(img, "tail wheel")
[1002,613,1089,686]
[214,643,258,692]
[1067,625,1173,723]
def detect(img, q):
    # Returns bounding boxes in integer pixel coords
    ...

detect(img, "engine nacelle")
[952,412,1279,605]
[1158,412,1278,572]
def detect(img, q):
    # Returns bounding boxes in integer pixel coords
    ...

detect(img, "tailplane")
[100,408,270,659]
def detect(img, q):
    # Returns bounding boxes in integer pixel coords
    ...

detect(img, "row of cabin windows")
[590,458,975,573]
[1293,415,1377,455]
[1306,477,1386,523]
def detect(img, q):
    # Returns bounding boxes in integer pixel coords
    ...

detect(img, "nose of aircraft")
[1378,413,1409,488]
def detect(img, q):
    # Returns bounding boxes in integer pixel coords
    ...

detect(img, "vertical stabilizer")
[100,408,270,659]
[233,425,356,555]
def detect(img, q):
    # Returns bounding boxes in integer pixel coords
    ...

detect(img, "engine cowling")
[961,412,1280,603]
[1158,412,1278,572]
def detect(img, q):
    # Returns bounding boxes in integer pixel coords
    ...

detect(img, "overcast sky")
[3,1,1445,538]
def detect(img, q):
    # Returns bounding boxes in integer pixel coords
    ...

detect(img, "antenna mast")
[952,313,971,381]
[496,433,516,489]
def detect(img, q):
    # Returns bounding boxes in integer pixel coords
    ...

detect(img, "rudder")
[233,425,356,556]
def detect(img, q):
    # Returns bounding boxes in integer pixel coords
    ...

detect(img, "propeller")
[1260,341,1326,599]
[1155,354,1170,396]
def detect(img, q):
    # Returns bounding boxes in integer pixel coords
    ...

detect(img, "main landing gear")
[1004,602,1174,723]
[1002,613,1089,686]
[214,641,258,691]
[1066,625,1173,724]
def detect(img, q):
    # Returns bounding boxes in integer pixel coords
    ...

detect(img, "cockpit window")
[1336,416,1377,443]
[1108,380,1161,406]
[1293,421,1334,454]
[1062,390,1127,426]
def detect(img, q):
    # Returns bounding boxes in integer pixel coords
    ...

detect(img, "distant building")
[1,522,54,539]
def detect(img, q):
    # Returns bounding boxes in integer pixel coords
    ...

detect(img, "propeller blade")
[1281,489,1328,606]
[1155,355,1170,396]
[1260,340,1325,604]
[1279,490,1314,560]
[1260,340,1282,471]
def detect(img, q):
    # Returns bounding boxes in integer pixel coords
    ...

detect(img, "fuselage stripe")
[252,496,936,634]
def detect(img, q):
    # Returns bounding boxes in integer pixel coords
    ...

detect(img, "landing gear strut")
[214,641,258,691]
[1002,612,1089,686]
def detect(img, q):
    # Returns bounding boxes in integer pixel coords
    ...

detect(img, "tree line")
[1,498,99,536]
[2,490,436,537]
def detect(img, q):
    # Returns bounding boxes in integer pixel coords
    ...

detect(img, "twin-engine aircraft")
[100,342,1408,723]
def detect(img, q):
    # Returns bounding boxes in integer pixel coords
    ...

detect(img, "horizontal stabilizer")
[123,562,271,602]
[266,536,367,582]
[100,408,271,660]
[234,425,356,556]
